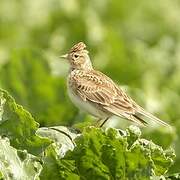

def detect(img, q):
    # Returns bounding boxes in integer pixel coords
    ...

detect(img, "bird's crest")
[70,42,87,53]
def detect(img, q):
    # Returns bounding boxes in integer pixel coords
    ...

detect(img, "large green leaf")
[0,89,51,155]
[39,125,175,179]
[40,144,80,180]
[37,126,79,157]
[37,126,80,179]
[0,136,42,180]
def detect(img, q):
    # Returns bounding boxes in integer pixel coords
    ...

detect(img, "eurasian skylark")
[61,42,170,127]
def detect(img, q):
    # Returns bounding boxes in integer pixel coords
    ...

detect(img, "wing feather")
[71,70,135,114]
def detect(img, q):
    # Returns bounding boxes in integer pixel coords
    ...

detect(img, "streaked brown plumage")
[61,42,170,127]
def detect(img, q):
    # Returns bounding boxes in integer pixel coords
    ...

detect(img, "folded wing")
[71,70,170,127]
[71,70,148,125]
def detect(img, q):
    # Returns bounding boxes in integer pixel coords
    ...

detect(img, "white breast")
[67,83,108,119]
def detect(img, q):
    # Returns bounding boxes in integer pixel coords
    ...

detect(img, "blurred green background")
[0,0,179,174]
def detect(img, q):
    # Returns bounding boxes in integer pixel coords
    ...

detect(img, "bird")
[61,42,170,128]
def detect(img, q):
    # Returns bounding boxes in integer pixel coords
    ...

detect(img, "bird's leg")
[99,117,109,128]
[93,117,109,127]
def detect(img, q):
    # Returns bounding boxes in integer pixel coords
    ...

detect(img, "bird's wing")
[70,70,144,123]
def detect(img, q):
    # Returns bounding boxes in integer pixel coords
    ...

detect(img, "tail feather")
[132,114,148,126]
[137,108,171,128]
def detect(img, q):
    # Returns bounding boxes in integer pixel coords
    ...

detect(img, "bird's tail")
[136,107,171,128]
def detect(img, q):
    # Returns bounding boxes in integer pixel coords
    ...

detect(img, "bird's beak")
[60,54,68,59]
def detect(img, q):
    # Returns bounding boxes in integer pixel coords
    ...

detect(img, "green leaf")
[59,126,175,179]
[40,144,80,180]
[126,125,142,148]
[37,126,80,179]
[0,136,42,180]
[0,89,51,155]
[149,144,175,175]
[37,126,79,157]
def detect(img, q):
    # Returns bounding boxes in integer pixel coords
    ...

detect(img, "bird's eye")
[74,54,79,58]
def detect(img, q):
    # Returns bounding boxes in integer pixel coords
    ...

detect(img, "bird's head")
[61,42,93,70]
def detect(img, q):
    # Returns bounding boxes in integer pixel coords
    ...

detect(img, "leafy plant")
[0,89,51,155]
[0,137,42,180]
[0,89,177,179]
